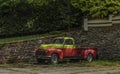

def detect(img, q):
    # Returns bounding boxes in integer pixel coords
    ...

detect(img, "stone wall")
[64,24,120,60]
[0,25,120,63]
[0,37,57,63]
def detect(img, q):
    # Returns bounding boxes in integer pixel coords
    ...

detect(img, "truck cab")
[35,37,98,64]
[39,37,75,49]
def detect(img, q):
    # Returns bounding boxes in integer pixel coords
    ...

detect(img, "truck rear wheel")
[87,54,93,62]
[51,54,59,64]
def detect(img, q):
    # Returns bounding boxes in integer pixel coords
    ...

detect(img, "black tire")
[87,54,94,62]
[51,54,59,64]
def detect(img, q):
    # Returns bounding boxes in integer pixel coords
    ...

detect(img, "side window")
[65,39,73,45]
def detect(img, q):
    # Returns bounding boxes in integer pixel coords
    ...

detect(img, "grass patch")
[0,31,63,44]
[53,60,120,68]
[0,60,120,68]
[76,60,120,67]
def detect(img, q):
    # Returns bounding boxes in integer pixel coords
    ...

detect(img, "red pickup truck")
[35,37,98,64]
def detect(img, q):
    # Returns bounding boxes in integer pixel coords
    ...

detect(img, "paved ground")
[0,64,120,74]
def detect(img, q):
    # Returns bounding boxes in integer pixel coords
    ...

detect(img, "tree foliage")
[0,0,80,38]
[1,0,120,38]
[71,0,120,17]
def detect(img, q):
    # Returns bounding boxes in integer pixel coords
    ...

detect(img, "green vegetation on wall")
[0,0,120,38]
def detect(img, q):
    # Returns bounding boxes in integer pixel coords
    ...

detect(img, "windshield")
[53,38,64,44]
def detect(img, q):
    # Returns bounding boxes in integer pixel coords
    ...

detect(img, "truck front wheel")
[51,54,59,64]
[87,54,93,62]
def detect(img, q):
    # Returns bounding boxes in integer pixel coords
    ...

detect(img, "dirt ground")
[0,63,120,74]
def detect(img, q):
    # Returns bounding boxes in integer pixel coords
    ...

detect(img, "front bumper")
[35,49,51,59]
[36,55,51,59]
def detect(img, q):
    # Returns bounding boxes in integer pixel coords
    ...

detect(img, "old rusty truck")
[35,37,98,64]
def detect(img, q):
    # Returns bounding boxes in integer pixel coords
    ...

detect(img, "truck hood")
[39,44,63,50]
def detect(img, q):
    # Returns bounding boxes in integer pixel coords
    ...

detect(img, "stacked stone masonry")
[0,25,120,63]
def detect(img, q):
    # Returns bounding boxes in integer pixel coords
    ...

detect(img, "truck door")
[63,39,75,57]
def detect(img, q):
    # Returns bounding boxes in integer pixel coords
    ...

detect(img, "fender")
[82,48,97,59]
[57,50,64,60]
[47,48,64,60]
[54,49,64,60]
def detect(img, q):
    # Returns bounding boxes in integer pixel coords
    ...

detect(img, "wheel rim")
[87,54,93,62]
[52,54,58,64]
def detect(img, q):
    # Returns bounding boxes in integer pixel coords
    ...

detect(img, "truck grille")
[35,50,45,56]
